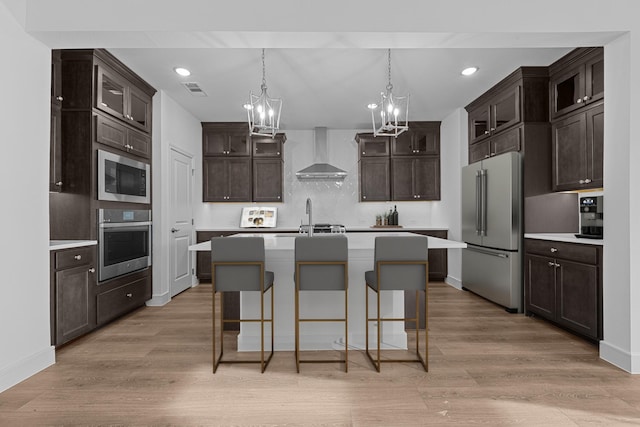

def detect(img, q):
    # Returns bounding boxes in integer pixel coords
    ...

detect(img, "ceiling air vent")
[182,82,207,97]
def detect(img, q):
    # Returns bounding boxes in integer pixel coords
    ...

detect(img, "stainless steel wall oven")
[98,209,152,282]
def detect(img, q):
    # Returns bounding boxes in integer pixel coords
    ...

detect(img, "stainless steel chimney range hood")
[296,127,347,181]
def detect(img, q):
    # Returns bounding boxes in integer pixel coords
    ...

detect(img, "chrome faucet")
[306,197,313,237]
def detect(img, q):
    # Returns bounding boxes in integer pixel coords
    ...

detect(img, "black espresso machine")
[576,196,603,239]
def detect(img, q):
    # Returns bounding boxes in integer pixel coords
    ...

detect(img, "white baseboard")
[445,275,462,290]
[0,346,55,393]
[146,291,171,307]
[600,340,640,373]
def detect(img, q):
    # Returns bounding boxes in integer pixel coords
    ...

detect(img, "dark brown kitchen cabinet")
[357,125,441,202]
[96,271,151,325]
[50,103,63,192]
[95,113,151,159]
[468,125,523,164]
[95,64,152,133]
[203,157,252,202]
[50,51,63,192]
[468,84,521,145]
[391,122,440,156]
[552,103,603,191]
[525,238,602,341]
[356,133,390,157]
[391,157,440,201]
[253,159,283,202]
[202,122,251,157]
[359,158,390,201]
[550,48,604,120]
[466,67,549,164]
[50,246,96,346]
[252,133,285,157]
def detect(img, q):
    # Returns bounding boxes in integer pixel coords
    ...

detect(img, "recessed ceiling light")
[174,67,191,77]
[461,67,478,76]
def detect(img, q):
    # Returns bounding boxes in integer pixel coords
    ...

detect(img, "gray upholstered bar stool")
[211,236,274,373]
[294,235,349,372]
[365,235,429,372]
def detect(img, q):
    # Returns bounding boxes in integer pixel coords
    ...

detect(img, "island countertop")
[188,231,466,252]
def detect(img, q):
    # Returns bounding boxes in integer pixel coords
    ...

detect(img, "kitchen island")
[189,232,466,351]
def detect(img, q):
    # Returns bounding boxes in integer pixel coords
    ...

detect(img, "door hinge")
[192,168,195,176]
[191,218,194,225]
[191,268,195,275]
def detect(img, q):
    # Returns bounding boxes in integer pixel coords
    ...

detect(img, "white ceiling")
[110,47,573,129]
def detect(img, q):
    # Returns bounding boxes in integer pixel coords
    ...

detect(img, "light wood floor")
[1,282,639,426]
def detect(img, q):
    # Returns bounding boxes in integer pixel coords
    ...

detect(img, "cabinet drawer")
[525,239,598,264]
[55,246,94,270]
[97,275,151,324]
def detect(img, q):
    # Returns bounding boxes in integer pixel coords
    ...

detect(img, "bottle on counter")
[392,205,398,226]
[388,208,394,225]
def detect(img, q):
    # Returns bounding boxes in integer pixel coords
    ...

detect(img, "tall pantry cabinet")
[49,49,156,346]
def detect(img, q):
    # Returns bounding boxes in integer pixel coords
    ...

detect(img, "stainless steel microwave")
[98,150,150,204]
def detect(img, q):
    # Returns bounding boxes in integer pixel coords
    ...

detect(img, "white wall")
[149,91,201,306]
[0,2,54,392]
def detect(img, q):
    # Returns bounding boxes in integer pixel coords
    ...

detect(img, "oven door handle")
[99,221,152,229]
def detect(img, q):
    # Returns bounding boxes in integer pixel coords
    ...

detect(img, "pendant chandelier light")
[367,49,409,137]
[243,48,282,138]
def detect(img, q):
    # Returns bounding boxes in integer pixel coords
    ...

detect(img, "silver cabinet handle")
[171,227,179,233]
[277,196,281,200]
[56,96,63,101]
[576,98,582,103]
[484,130,490,135]
[126,293,133,298]
[583,96,590,101]
[490,127,495,131]
[484,154,490,159]
[276,152,280,155]
[362,151,366,155]
[555,263,561,268]
[585,178,592,184]
[548,261,555,267]
[579,179,585,184]
[89,268,95,273]
[363,195,367,199]
[55,181,63,186]
[550,247,558,253]
[74,255,82,260]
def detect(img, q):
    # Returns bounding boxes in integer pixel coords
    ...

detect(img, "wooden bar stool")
[294,235,348,372]
[365,235,429,372]
[211,236,274,373]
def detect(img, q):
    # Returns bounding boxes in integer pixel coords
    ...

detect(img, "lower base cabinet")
[51,246,97,346]
[525,238,602,341]
[96,270,152,326]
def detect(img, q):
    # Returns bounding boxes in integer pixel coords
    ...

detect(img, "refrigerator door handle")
[467,245,509,258]
[480,168,488,236]
[475,170,482,235]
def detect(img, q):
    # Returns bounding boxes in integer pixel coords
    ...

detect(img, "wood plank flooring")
[1,282,639,426]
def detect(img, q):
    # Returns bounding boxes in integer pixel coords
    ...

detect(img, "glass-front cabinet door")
[96,65,126,120]
[128,86,152,133]
[491,85,520,135]
[468,106,490,145]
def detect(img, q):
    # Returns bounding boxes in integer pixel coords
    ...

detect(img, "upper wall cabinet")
[467,84,521,145]
[95,62,153,133]
[202,122,251,157]
[466,67,549,148]
[549,48,604,120]
[357,122,441,202]
[391,122,440,156]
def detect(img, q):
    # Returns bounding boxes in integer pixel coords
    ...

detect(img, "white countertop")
[524,233,604,246]
[49,240,98,251]
[195,226,448,232]
[189,231,465,252]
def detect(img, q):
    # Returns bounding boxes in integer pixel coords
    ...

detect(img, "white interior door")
[170,148,193,297]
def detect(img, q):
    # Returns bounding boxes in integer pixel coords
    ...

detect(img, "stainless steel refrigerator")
[461,151,522,313]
